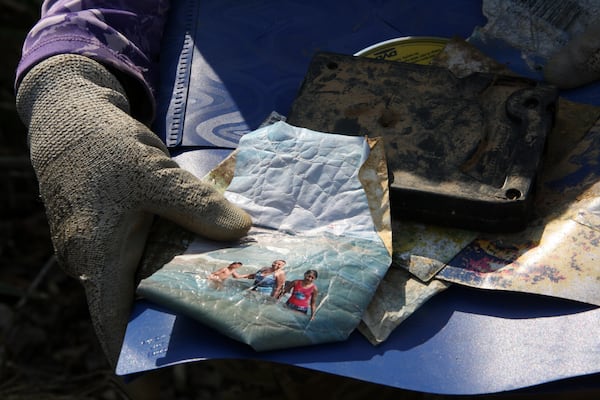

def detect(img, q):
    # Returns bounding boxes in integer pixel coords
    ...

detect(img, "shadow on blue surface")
[121,284,600,395]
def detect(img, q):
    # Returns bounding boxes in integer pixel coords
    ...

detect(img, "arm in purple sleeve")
[16,0,171,123]
[15,1,252,367]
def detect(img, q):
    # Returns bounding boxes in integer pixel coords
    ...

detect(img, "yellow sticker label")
[355,37,449,65]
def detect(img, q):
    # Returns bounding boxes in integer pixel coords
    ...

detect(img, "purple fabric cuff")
[15,2,170,124]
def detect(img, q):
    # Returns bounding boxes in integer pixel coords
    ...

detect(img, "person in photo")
[208,262,244,281]
[238,260,287,298]
[285,270,319,320]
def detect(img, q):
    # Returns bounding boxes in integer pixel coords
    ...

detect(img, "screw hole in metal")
[505,188,522,200]
[523,98,539,109]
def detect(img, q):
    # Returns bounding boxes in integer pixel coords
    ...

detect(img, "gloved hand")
[16,54,252,367]
[544,21,600,88]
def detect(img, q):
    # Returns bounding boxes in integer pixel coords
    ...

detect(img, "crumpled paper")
[358,267,450,344]
[471,0,600,72]
[138,122,392,350]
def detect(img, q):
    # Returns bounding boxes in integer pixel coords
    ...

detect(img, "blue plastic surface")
[119,286,600,395]
[124,0,600,394]
[154,0,488,147]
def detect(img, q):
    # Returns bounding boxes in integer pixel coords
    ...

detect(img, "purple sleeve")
[16,0,171,123]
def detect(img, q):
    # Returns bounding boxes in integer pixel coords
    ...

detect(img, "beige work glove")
[16,54,252,367]
[544,21,600,88]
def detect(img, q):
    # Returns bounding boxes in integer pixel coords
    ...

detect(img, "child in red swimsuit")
[285,270,319,320]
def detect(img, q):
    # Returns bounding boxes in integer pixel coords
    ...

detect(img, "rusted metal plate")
[437,117,600,306]
[287,52,558,232]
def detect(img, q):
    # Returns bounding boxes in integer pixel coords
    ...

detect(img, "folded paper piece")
[358,267,450,345]
[138,122,392,350]
[391,220,476,282]
[358,218,471,344]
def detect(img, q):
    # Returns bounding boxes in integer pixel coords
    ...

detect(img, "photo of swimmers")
[283,270,319,320]
[210,260,320,319]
